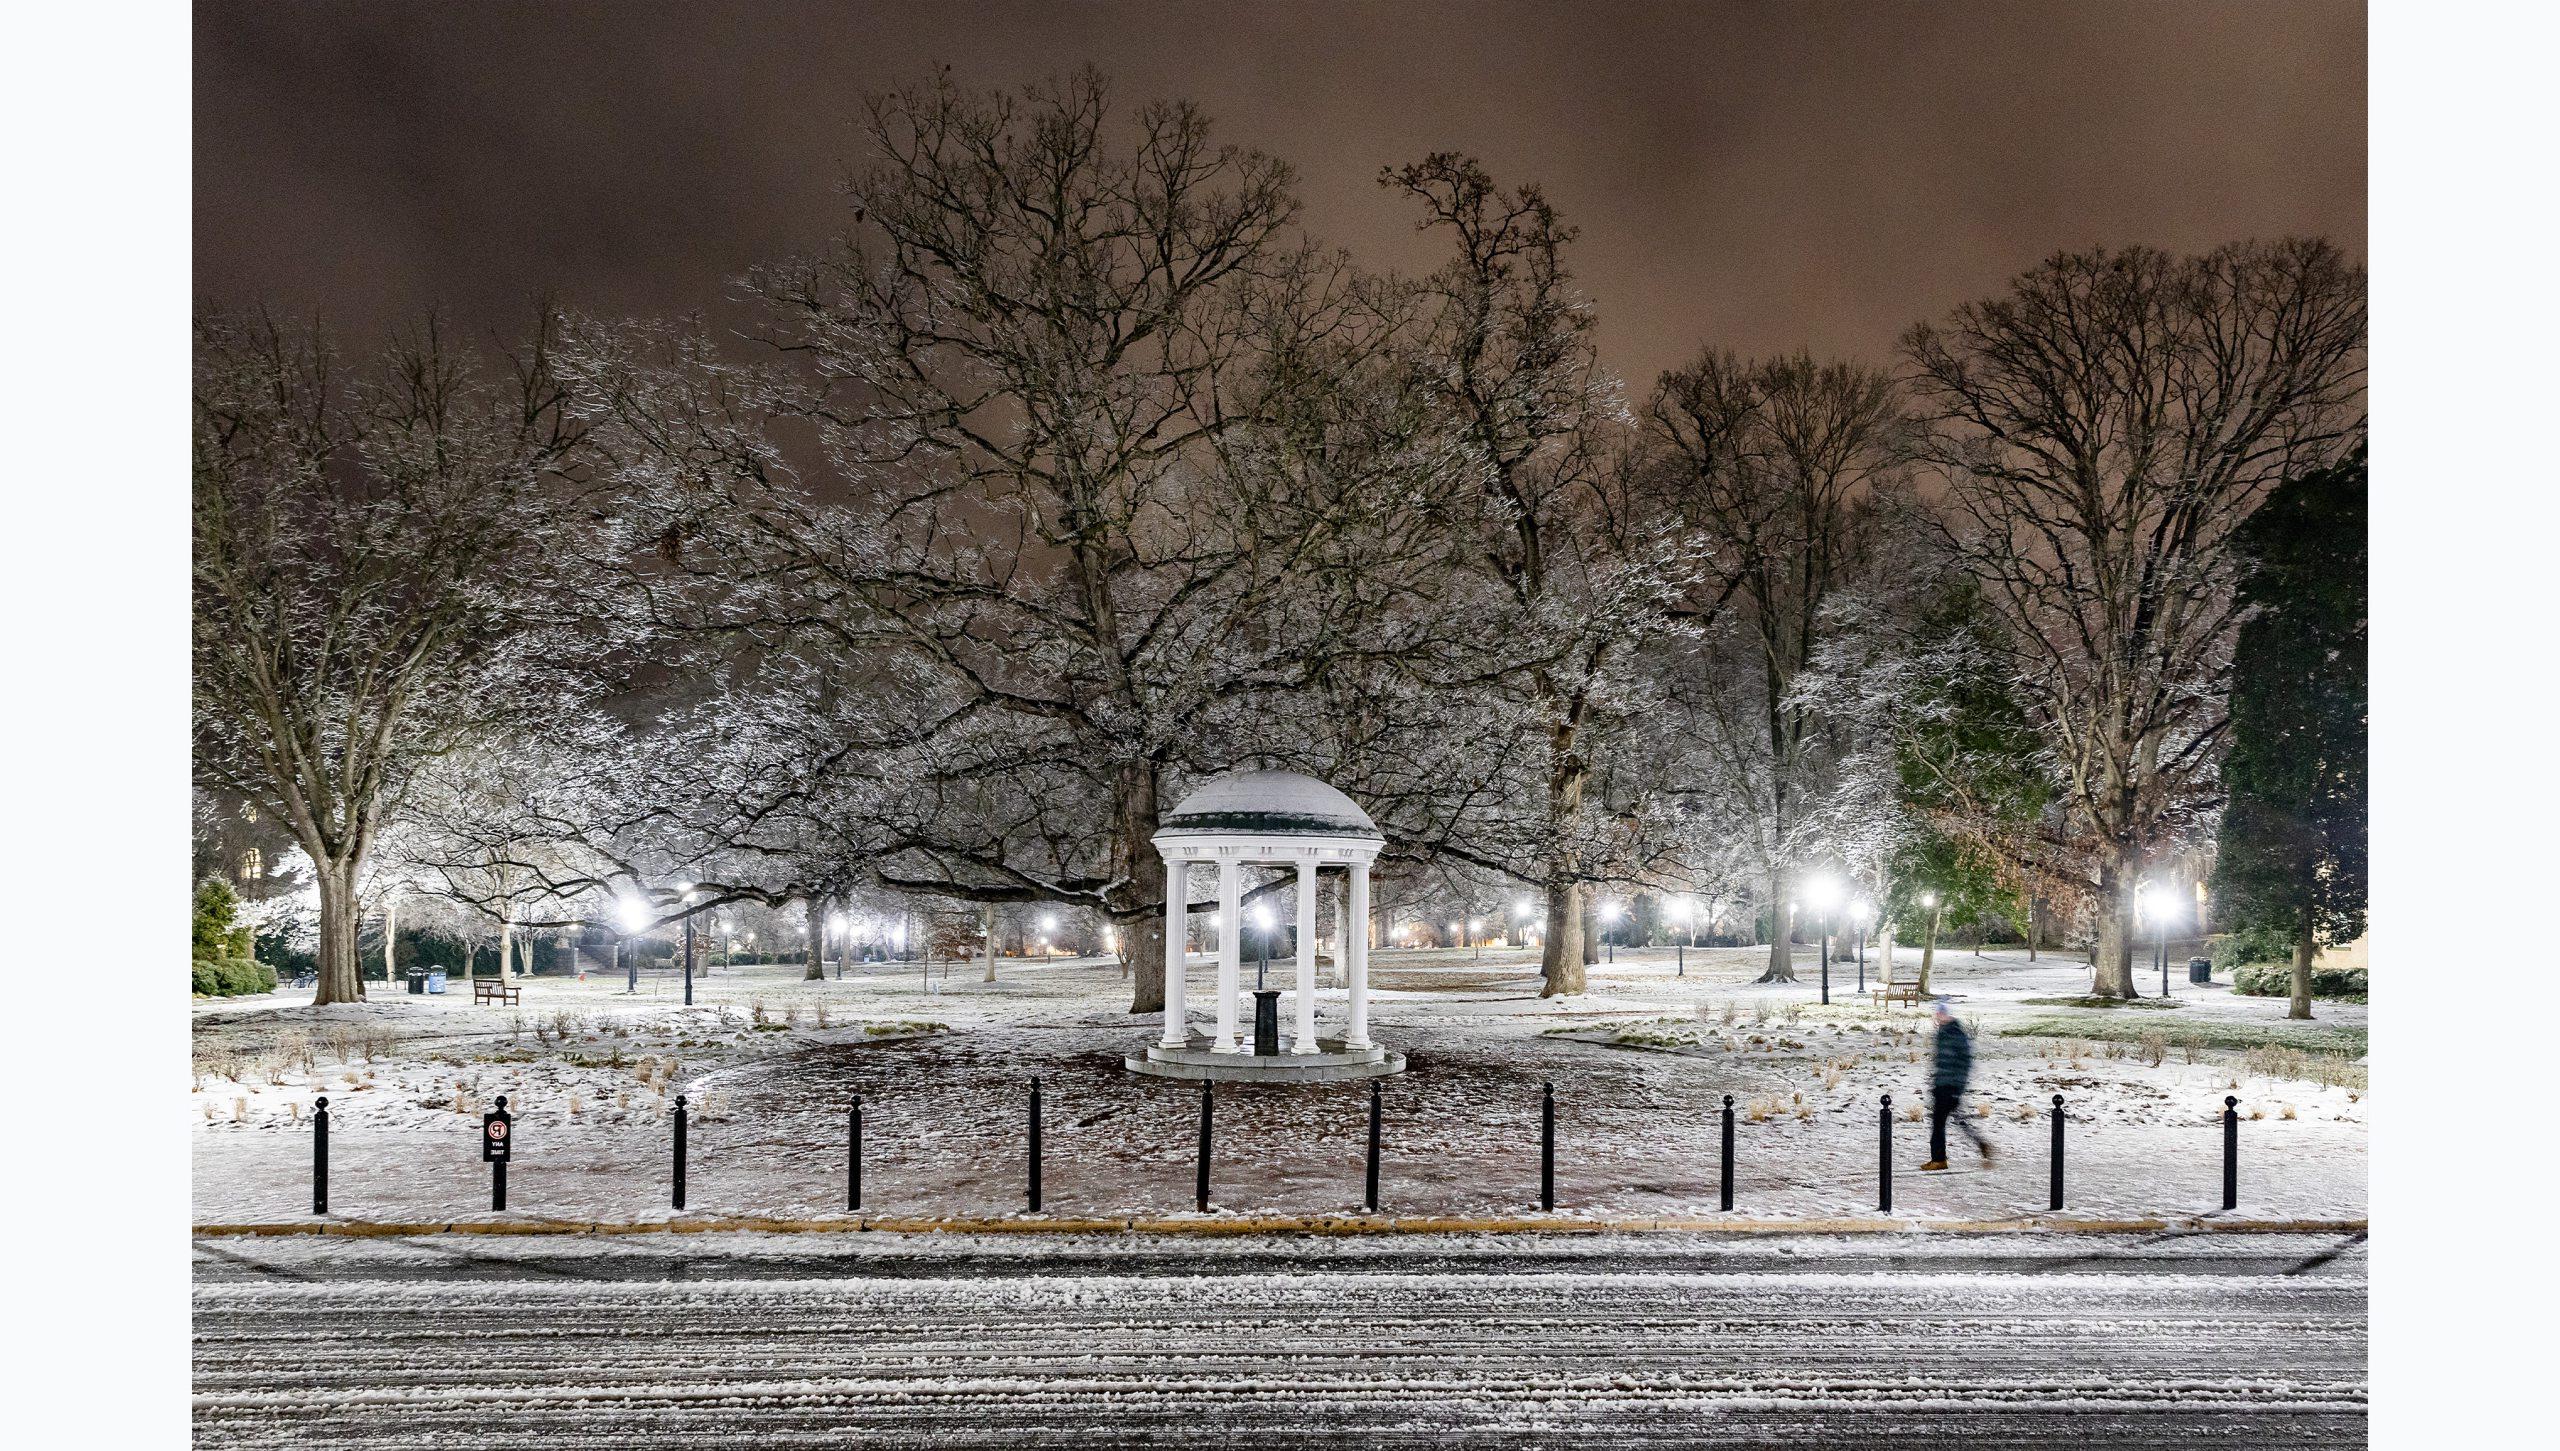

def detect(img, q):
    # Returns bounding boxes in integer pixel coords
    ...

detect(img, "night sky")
[194,0,2363,387]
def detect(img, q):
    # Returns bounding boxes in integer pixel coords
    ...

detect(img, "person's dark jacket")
[1932,1016,1973,1091]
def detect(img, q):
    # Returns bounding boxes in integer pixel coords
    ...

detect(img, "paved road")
[194,1230,2365,1449]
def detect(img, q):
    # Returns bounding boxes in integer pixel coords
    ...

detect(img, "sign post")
[483,1094,513,1211]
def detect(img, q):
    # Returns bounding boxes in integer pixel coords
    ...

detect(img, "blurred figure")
[1924,998,1992,1170]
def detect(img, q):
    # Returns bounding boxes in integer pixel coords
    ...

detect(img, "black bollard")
[1028,1077,1044,1212]
[1364,1081,1382,1212]
[1719,1093,1735,1212]
[2222,1095,2239,1211]
[848,1096,863,1212]
[1878,1093,1893,1212]
[1539,1081,1556,1212]
[1676,944,1685,977]
[672,1094,688,1211]
[312,1096,330,1215]
[2049,1094,2066,1211]
[1196,1082,1214,1212]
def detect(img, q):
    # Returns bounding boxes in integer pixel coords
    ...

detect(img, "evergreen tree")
[2210,449,2367,1020]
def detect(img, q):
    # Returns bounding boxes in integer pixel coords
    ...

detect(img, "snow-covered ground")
[191,944,2366,1224]
[193,1228,2367,1448]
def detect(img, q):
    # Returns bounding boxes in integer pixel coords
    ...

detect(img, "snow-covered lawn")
[191,945,2365,1224]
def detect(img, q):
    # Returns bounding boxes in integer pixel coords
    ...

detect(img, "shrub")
[2233,960,2367,1002]
[2209,924,2295,970]
[254,932,318,979]
[193,956,276,997]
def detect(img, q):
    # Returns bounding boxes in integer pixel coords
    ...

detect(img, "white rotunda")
[1127,769,1406,1082]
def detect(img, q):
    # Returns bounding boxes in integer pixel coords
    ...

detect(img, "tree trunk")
[982,902,999,983]
[1755,866,1797,982]
[1540,879,1586,997]
[2290,901,2316,1021]
[2089,850,2138,997]
[499,919,516,981]
[2025,896,2038,961]
[314,858,365,1006]
[1120,764,1167,1013]
[803,899,825,980]
[1580,898,1599,967]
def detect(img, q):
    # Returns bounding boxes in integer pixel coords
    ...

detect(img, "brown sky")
[194,0,2363,387]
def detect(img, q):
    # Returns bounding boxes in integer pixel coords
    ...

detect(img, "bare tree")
[193,310,598,1004]
[1646,352,1906,981]
[1902,239,2364,997]
[560,70,1449,1014]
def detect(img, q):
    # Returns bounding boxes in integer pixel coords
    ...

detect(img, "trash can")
[406,969,427,995]
[2189,956,2213,985]
[425,970,448,994]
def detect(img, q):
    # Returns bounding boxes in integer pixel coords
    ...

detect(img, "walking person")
[1923,998,1992,1170]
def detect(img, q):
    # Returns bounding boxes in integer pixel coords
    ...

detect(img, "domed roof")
[1157,769,1382,840]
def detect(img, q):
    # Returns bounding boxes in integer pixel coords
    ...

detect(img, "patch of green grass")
[2018,995,2183,1010]
[2002,1014,2365,1057]
[863,1020,946,1037]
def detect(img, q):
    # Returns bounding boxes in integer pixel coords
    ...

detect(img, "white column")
[1160,855,1188,1049]
[1332,888,1348,987]
[1213,856,1242,1052]
[1345,860,1373,1049]
[1293,857,1318,1051]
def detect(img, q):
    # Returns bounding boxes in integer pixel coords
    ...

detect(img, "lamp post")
[1040,913,1058,960]
[1599,900,1621,963]
[1808,876,1842,1005]
[677,883,697,1006]
[615,892,650,994]
[1468,917,1482,962]
[1853,898,1873,994]
[1252,903,1274,989]
[2139,885,2175,997]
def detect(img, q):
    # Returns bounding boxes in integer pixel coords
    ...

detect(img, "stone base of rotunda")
[1125,1036,1406,1082]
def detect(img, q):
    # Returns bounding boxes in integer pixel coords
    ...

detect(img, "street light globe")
[2138,886,2174,921]
[1667,897,1691,923]
[614,895,651,933]
[1516,897,1536,917]
[1251,903,1273,930]
[1040,913,1058,931]
[1469,917,1482,932]
[1920,892,1938,909]
[1809,875,1843,910]
[1853,898,1874,920]
[828,912,847,932]
[1599,900,1622,921]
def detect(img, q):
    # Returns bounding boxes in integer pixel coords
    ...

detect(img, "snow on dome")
[1157,769,1381,840]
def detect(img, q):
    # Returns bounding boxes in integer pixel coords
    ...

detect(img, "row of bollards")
[307,1082,2247,1218]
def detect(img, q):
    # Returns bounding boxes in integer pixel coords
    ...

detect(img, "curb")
[192,1213,2367,1240]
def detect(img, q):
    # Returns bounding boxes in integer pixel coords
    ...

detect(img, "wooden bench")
[473,979,523,1007]
[1868,974,1926,1008]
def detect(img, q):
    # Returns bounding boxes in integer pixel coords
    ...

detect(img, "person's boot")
[1979,1141,1996,1164]
[1920,1159,1949,1171]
